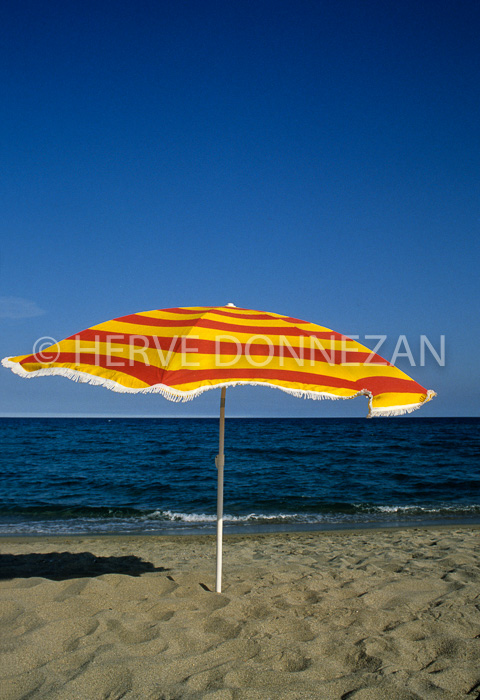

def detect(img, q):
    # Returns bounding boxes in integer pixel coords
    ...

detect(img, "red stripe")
[210,309,318,325]
[161,306,267,319]
[115,313,313,334]
[62,329,390,366]
[282,316,312,324]
[114,314,347,339]
[355,375,426,396]
[139,306,316,325]
[194,319,347,339]
[20,352,167,386]
[67,329,183,350]
[154,307,213,315]
[114,314,202,328]
[163,368,426,395]
[20,353,425,396]
[122,311,290,325]
[207,309,284,321]
[141,306,269,318]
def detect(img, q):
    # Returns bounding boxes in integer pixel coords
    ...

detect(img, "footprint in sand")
[202,615,241,640]
[272,648,311,672]
[106,618,160,644]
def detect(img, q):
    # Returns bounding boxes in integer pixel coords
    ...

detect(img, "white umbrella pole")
[215,387,226,593]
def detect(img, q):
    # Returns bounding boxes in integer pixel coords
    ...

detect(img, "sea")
[0,417,479,536]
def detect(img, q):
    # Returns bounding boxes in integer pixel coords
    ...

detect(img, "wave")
[148,505,480,523]
[1,503,480,535]
[2,503,480,520]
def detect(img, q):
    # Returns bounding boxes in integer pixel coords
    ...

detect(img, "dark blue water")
[0,417,479,535]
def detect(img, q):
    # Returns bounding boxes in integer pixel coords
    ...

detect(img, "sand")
[1,525,479,699]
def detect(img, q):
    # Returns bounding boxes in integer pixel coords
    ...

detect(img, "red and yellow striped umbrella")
[2,303,436,591]
[2,303,434,417]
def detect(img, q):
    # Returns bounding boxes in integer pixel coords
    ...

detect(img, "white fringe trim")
[1,357,436,416]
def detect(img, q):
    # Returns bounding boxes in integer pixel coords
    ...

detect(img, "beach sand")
[1,526,479,699]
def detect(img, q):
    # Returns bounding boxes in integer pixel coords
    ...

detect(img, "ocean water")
[0,417,479,536]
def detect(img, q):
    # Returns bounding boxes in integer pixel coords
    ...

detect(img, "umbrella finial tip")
[226,302,236,307]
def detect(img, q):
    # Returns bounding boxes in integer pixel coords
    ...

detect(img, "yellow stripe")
[135,309,210,320]
[371,392,428,409]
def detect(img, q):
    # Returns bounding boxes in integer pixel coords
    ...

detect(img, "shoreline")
[1,516,480,540]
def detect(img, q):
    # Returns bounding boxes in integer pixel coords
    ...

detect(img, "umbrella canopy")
[2,304,434,416]
[2,304,435,591]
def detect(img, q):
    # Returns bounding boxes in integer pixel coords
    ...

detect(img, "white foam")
[155,510,306,523]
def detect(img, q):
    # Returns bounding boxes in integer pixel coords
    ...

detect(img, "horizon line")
[0,414,475,419]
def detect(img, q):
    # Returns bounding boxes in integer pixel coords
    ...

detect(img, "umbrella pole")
[215,387,226,593]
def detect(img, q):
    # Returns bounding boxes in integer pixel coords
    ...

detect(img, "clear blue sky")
[1,0,478,417]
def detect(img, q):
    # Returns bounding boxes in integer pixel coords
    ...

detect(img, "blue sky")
[1,0,478,417]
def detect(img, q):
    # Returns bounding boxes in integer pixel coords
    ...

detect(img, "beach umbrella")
[2,304,435,591]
